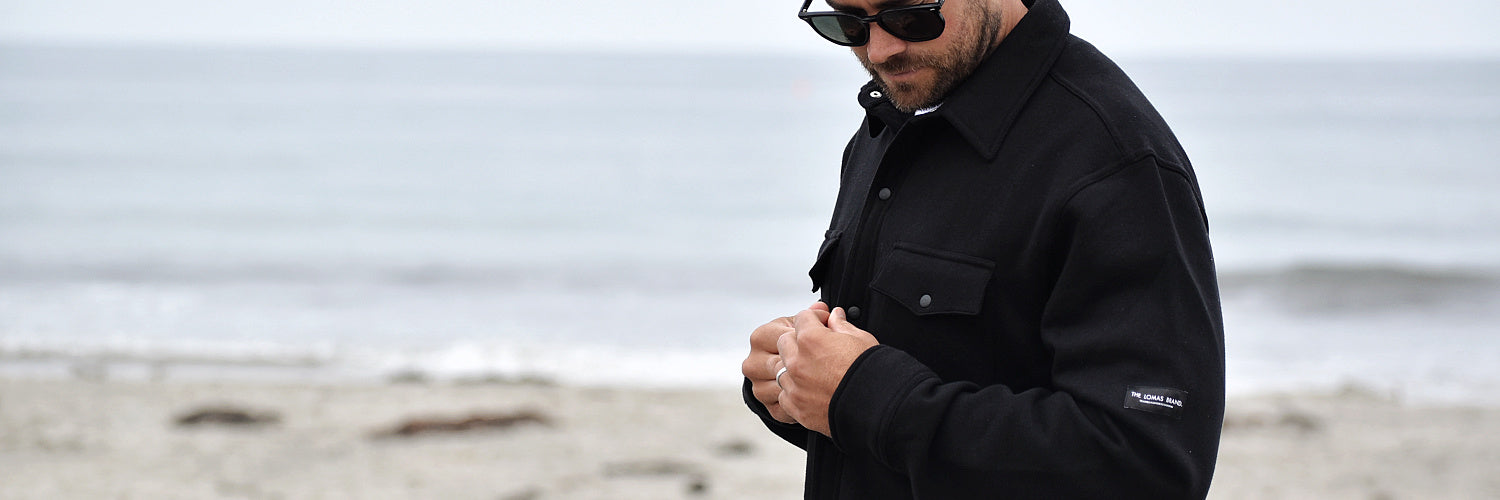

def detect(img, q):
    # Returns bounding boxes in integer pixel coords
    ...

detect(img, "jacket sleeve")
[826,156,1226,497]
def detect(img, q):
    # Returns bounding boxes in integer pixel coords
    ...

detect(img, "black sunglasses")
[798,0,946,47]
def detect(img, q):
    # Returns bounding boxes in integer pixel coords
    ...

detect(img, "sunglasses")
[798,0,946,47]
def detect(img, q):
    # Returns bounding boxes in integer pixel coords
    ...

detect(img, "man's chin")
[884,87,938,113]
[877,76,928,109]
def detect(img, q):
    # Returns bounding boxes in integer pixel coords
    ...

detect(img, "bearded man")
[741,0,1226,498]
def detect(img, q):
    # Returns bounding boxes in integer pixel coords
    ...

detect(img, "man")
[741,0,1225,498]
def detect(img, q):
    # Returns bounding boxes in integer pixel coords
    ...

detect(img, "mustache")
[863,54,928,76]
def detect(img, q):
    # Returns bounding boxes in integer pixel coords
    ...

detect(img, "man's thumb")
[828,307,861,335]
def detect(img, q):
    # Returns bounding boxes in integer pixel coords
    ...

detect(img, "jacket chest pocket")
[869,242,994,316]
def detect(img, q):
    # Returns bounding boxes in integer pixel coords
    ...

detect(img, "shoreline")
[2,377,1498,499]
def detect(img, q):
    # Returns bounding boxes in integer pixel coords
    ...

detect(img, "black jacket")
[744,0,1225,498]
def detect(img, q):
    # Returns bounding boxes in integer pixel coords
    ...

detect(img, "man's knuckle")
[750,332,769,346]
[753,386,773,400]
[756,384,781,401]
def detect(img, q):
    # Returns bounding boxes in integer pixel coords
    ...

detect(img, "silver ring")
[775,366,789,389]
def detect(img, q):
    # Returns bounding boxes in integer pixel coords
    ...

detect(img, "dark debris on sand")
[174,406,282,427]
[372,409,553,438]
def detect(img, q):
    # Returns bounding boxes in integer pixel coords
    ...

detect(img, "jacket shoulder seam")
[1057,153,1158,212]
[1046,71,1133,159]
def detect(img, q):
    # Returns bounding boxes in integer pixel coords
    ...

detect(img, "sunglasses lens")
[881,10,944,42]
[808,15,867,46]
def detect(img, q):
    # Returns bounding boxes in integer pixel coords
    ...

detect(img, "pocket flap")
[869,243,993,316]
[808,230,842,293]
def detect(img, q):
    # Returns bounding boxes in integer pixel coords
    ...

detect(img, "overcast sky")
[2,0,1497,57]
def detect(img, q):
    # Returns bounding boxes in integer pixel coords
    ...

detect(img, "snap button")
[869,91,883,99]
[878,188,891,200]
[918,294,932,308]
[846,306,862,319]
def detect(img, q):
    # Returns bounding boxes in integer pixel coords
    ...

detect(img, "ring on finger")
[775,366,789,389]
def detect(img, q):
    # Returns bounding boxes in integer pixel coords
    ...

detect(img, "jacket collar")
[859,0,1072,160]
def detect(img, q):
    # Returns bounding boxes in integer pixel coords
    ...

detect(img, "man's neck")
[995,0,1031,51]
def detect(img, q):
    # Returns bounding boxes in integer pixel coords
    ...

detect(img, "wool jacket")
[743,0,1225,498]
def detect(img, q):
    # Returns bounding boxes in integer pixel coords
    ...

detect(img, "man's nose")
[863,24,908,65]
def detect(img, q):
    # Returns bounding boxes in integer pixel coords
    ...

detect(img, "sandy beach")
[2,377,1497,500]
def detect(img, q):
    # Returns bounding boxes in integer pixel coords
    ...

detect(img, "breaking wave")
[1218,262,1500,313]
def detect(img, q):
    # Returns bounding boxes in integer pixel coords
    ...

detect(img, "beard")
[860,4,1003,113]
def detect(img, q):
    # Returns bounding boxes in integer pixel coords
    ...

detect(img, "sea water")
[2,45,1497,403]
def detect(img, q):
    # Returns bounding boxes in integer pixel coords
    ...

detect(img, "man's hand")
[776,303,879,437]
[742,314,798,424]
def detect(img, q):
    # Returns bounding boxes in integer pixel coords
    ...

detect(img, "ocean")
[2,45,1497,403]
